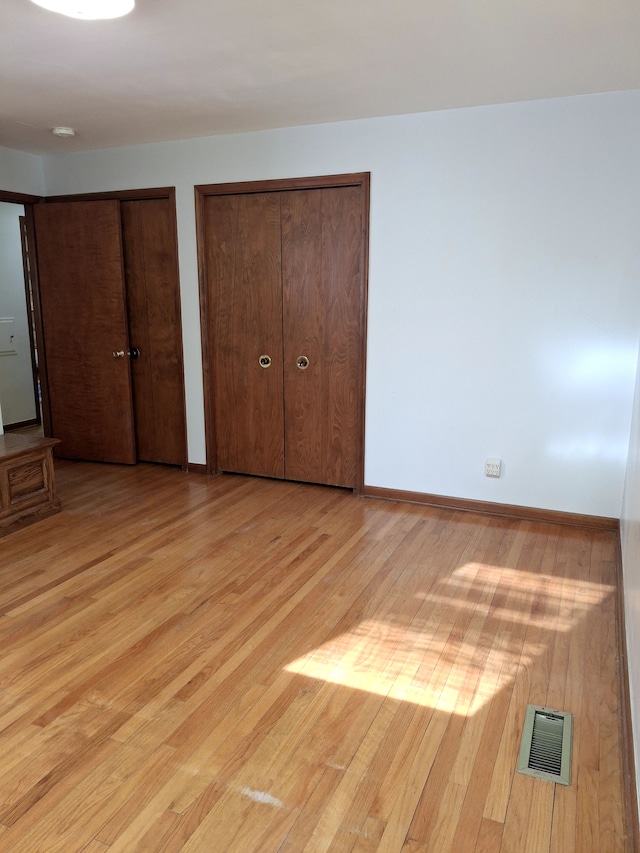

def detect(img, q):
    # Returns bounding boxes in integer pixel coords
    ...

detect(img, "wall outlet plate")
[485,458,501,478]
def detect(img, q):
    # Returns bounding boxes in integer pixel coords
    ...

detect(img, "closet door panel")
[121,198,187,466]
[33,201,136,464]
[321,185,363,488]
[282,186,362,488]
[206,193,285,478]
[281,189,324,483]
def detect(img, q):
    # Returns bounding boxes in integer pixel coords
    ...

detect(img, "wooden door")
[200,174,368,490]
[205,192,285,478]
[281,186,363,488]
[33,201,136,463]
[121,198,186,466]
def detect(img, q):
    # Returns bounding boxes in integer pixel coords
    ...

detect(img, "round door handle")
[259,354,272,368]
[296,355,310,370]
[128,347,141,360]
[113,350,125,359]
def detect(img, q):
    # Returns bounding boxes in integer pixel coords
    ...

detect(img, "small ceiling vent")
[517,704,573,786]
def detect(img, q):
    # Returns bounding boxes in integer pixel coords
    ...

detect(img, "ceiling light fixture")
[30,0,134,19]
[52,126,76,138]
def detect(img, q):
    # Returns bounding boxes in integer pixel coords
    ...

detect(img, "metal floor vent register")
[517,704,573,786]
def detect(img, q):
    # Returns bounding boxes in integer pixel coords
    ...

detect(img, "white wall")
[622,344,640,821]
[0,202,36,426]
[0,145,45,197]
[37,90,640,517]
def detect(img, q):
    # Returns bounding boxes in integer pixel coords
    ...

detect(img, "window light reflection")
[285,563,613,716]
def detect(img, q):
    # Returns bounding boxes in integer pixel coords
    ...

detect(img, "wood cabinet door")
[205,192,285,478]
[121,198,187,466]
[281,186,363,488]
[33,201,136,463]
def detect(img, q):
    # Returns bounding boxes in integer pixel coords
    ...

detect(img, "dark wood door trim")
[196,172,370,493]
[18,215,41,427]
[0,190,42,204]
[45,187,175,203]
[22,205,52,437]
[196,173,368,198]
[195,188,215,474]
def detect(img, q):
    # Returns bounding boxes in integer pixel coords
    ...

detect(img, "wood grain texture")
[282,186,362,488]
[206,193,285,478]
[121,197,187,467]
[196,172,369,198]
[281,189,324,484]
[0,461,632,852]
[197,173,369,490]
[45,187,176,203]
[0,434,60,536]
[32,201,136,464]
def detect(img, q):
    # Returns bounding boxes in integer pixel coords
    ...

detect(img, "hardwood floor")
[0,460,632,852]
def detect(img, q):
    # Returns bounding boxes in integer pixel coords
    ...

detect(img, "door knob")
[296,355,309,370]
[259,354,272,368]
[128,347,141,360]
[113,350,125,358]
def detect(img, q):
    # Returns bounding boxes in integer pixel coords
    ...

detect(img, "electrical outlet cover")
[485,458,501,478]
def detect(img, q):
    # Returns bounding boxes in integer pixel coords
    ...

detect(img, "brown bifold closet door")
[33,193,187,467]
[205,192,285,478]
[202,174,368,490]
[121,198,187,466]
[33,200,136,463]
[281,186,363,487]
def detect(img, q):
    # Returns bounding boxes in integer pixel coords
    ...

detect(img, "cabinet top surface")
[0,433,60,461]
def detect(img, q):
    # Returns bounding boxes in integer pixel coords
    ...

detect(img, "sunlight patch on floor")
[284,562,613,715]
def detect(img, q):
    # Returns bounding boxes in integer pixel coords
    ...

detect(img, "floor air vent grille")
[517,704,573,786]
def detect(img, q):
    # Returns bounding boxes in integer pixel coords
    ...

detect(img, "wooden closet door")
[205,193,285,478]
[281,186,363,488]
[33,201,136,463]
[121,198,187,466]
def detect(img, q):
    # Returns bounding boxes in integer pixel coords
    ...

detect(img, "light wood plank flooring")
[0,460,632,852]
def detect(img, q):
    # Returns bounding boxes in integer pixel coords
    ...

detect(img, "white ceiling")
[2,0,640,155]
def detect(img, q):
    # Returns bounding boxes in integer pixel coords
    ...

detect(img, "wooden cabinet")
[198,174,369,490]
[0,433,60,536]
